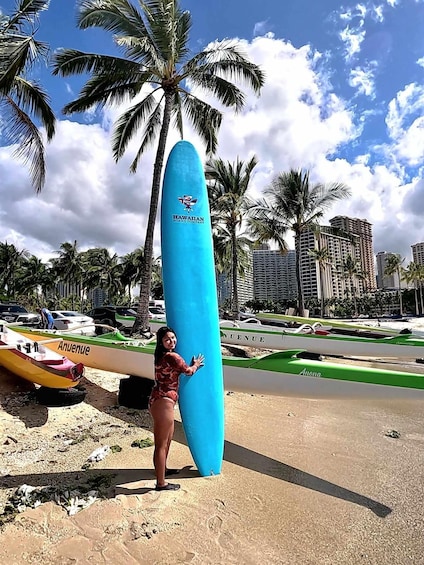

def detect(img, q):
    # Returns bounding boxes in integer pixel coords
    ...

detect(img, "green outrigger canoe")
[13,326,424,399]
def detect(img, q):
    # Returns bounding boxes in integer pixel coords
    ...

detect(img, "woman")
[149,326,204,491]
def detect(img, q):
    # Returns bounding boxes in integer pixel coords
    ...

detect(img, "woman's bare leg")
[150,398,175,487]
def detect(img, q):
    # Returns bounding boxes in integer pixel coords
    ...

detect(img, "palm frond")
[13,76,55,139]
[53,49,140,77]
[111,91,161,160]
[129,100,163,172]
[181,93,221,154]
[3,0,49,33]
[188,72,245,111]
[78,0,150,39]
[171,90,184,138]
[62,73,152,115]
[2,95,46,193]
[185,42,265,93]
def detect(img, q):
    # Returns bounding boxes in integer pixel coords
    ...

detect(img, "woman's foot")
[155,482,180,491]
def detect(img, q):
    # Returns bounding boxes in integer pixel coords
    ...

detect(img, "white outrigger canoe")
[13,326,424,400]
[148,318,424,360]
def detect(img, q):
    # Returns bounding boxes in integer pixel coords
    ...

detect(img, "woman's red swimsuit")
[149,351,198,408]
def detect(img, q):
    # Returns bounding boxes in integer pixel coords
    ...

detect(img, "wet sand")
[0,363,424,564]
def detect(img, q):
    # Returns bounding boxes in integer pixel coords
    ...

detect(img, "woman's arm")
[166,352,204,376]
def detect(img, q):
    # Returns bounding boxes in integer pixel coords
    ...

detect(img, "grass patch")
[131,438,154,449]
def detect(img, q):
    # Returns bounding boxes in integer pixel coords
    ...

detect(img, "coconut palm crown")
[53,0,264,333]
[0,0,56,193]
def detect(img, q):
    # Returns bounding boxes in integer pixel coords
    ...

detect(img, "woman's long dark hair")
[154,326,176,365]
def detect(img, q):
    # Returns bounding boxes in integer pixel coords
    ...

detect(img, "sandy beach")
[1,353,424,564]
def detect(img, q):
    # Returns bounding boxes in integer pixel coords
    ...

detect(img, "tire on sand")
[35,386,87,407]
[118,376,153,409]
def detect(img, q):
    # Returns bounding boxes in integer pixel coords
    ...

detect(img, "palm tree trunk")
[420,283,424,315]
[295,236,304,316]
[133,92,173,334]
[397,268,404,316]
[414,285,419,315]
[319,265,325,318]
[231,229,239,319]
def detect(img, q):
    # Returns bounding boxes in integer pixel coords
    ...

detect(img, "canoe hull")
[15,328,424,400]
[149,319,424,359]
[0,325,83,388]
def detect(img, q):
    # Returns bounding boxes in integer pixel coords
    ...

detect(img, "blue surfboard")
[160,140,224,477]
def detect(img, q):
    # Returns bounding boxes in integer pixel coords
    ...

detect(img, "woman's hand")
[192,354,205,369]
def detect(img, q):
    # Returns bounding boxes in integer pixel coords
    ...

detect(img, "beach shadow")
[222,439,392,518]
[170,423,391,518]
[81,380,392,518]
[5,377,389,518]
[0,465,200,498]
[0,367,48,428]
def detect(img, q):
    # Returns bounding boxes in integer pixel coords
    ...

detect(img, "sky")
[0,0,424,266]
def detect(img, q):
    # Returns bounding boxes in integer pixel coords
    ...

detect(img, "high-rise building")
[252,248,297,302]
[412,242,424,266]
[376,251,397,289]
[299,228,358,302]
[216,258,254,308]
[329,216,377,292]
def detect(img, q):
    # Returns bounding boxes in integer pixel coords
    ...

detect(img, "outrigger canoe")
[0,323,84,388]
[13,326,424,399]
[148,318,424,360]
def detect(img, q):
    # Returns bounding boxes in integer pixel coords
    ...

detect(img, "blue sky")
[1,0,424,264]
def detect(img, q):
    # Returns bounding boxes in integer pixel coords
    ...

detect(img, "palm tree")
[0,241,30,298]
[338,254,365,316]
[84,247,124,302]
[384,253,405,316]
[53,241,85,310]
[308,245,331,317]
[52,0,264,333]
[248,169,351,316]
[0,0,56,192]
[206,156,257,318]
[120,247,144,304]
[402,261,423,316]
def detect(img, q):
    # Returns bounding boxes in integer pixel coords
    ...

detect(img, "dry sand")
[0,355,424,564]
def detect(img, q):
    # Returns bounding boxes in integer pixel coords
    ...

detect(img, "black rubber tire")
[118,376,153,409]
[35,386,87,407]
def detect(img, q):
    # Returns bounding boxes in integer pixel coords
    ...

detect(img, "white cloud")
[349,66,376,97]
[253,20,273,37]
[339,26,366,60]
[0,35,422,264]
[385,83,424,166]
[417,57,424,68]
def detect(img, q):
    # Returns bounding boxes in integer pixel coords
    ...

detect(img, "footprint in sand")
[207,515,223,534]
[248,493,265,507]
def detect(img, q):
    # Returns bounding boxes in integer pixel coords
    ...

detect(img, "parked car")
[50,310,96,335]
[88,306,166,335]
[88,306,137,334]
[0,303,40,326]
[148,306,166,320]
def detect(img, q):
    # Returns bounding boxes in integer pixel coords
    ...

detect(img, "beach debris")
[110,445,122,453]
[385,429,401,439]
[3,436,18,445]
[87,445,111,462]
[131,438,154,448]
[0,484,99,520]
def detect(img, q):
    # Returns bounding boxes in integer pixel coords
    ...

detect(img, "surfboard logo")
[178,195,197,212]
